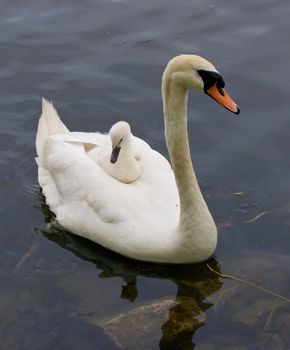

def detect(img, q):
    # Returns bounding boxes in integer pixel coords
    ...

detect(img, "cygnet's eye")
[119,138,123,143]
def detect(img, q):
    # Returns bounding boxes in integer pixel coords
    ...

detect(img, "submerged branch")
[244,211,268,223]
[13,239,39,273]
[206,263,290,304]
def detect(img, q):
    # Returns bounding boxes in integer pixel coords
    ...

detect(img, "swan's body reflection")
[37,197,222,349]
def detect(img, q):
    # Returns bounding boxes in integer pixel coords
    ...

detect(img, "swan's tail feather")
[36,98,69,164]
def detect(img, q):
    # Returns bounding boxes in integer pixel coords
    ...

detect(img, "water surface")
[1,0,290,348]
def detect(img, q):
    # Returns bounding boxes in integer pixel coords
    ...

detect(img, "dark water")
[1,0,290,348]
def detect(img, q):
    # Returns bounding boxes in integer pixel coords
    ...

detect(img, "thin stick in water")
[206,263,290,304]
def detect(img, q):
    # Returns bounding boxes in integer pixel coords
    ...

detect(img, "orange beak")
[207,83,240,115]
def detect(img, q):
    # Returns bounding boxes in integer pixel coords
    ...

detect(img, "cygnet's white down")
[36,54,239,264]
[97,121,141,183]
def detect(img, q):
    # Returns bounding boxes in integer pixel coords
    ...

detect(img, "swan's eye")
[197,70,225,94]
[119,138,123,143]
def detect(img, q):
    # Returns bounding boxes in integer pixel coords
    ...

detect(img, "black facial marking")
[197,70,225,93]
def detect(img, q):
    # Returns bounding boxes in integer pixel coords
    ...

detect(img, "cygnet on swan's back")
[102,121,141,183]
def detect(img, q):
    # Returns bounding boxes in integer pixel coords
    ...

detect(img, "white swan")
[97,121,141,183]
[36,55,239,264]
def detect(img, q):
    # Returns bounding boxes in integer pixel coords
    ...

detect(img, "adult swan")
[36,55,239,264]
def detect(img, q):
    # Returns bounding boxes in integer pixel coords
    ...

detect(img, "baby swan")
[102,121,141,183]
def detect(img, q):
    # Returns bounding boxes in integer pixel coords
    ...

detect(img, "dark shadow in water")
[35,193,223,349]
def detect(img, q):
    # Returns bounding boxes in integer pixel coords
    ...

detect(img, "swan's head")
[109,121,131,164]
[163,55,239,114]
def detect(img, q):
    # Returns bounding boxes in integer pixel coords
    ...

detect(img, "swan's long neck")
[162,76,211,236]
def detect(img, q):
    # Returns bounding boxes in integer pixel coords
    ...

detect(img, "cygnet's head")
[163,55,239,114]
[109,121,131,164]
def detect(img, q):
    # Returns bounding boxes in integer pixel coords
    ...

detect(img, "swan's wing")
[70,131,110,145]
[39,135,180,259]
[49,131,112,155]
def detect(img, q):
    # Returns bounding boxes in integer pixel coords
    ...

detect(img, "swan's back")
[36,99,181,262]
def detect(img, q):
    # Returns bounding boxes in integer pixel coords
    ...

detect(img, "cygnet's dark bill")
[110,146,121,164]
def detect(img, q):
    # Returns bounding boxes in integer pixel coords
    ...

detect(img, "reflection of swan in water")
[36,196,223,349]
